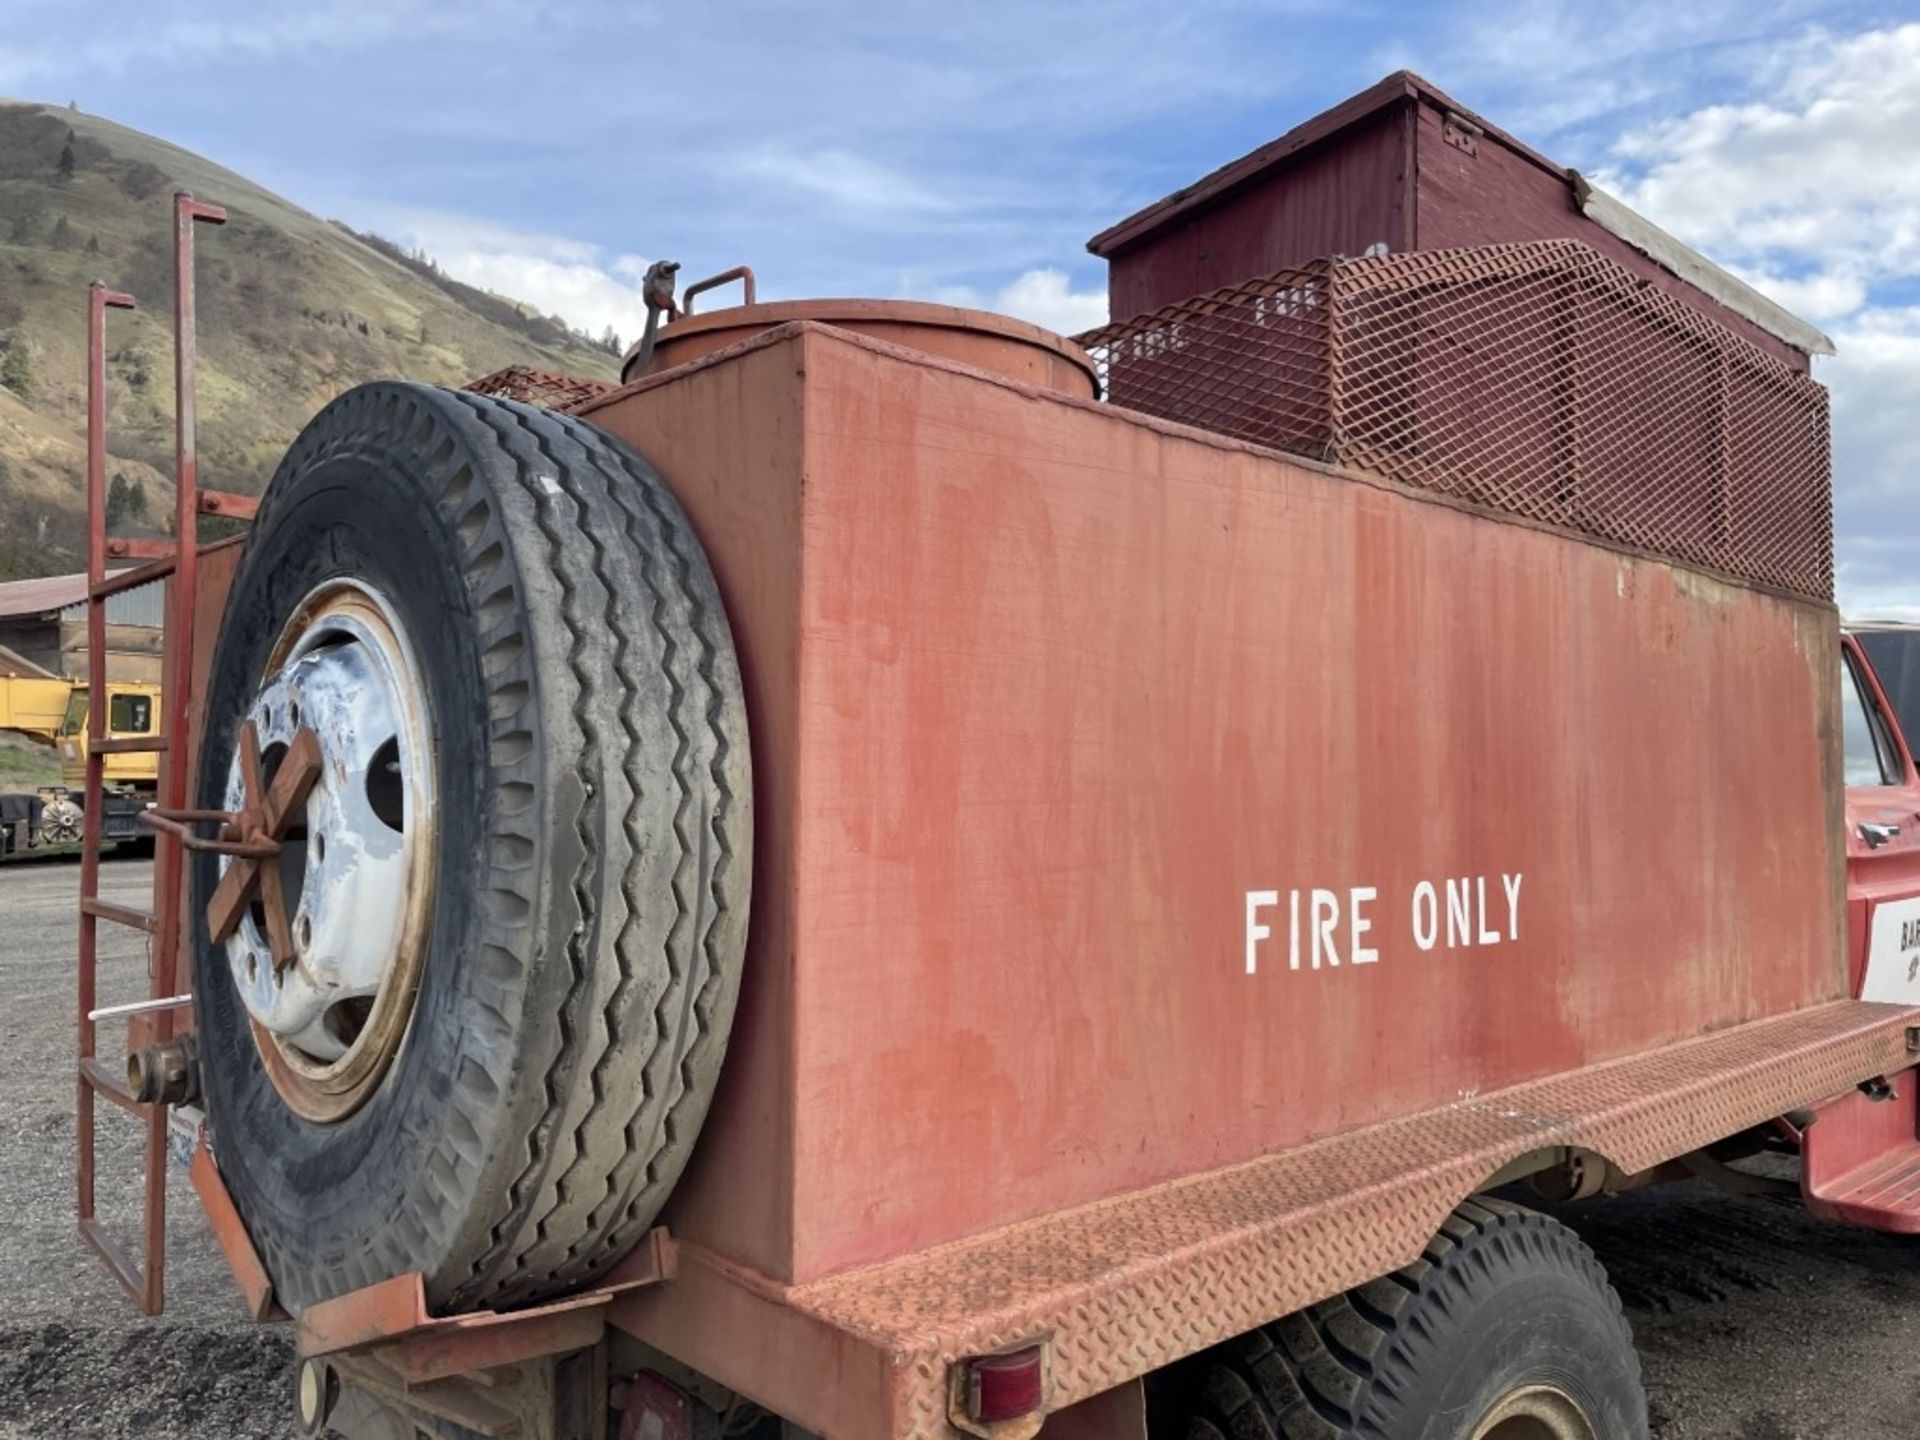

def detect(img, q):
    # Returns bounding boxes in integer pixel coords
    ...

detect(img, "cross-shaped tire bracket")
[205,721,324,973]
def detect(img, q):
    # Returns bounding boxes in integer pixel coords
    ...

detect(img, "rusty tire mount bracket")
[202,720,318,968]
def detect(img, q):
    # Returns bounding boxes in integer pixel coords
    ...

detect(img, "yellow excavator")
[0,670,161,853]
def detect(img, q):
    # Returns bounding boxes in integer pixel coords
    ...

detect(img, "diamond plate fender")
[611,1000,1920,1440]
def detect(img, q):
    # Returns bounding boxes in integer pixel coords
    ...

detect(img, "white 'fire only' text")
[1244,874,1523,975]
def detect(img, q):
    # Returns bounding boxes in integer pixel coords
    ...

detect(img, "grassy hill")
[0,101,619,581]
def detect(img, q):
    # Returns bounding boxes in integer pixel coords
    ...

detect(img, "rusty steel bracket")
[190,1132,285,1324]
[297,1230,679,1385]
[629,260,683,378]
[680,264,756,316]
[203,721,322,970]
[197,488,259,520]
[191,1116,679,1358]
[140,807,281,858]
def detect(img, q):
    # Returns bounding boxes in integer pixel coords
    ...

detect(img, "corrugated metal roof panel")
[0,571,105,617]
[60,583,165,628]
[0,570,164,626]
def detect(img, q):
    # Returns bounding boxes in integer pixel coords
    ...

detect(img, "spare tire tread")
[437,389,746,1309]
[194,381,749,1314]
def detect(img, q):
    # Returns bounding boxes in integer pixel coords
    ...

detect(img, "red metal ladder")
[75,191,230,1315]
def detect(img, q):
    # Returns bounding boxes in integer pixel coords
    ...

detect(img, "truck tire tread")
[1180,1198,1644,1440]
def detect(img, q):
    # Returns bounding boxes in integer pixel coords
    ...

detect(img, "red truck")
[1842,625,1920,1003]
[70,73,1920,1440]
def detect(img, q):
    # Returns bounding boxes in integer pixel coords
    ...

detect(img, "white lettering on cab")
[1243,873,1523,975]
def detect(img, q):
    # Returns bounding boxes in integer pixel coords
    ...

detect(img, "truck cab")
[56,682,162,794]
[1840,625,1920,1000]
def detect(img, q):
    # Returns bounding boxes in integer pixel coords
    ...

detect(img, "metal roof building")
[0,570,166,683]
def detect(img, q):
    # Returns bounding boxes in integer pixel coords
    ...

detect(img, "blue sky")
[3,0,1917,612]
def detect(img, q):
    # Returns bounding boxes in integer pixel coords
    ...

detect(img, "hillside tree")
[119,161,167,201]
[106,473,148,529]
[0,343,30,399]
[56,137,76,183]
[51,216,74,251]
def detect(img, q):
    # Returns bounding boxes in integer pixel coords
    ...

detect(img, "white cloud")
[991,269,1109,336]
[1720,265,1867,324]
[1381,0,1842,141]
[1587,23,1920,616]
[736,148,961,214]
[1598,24,1920,299]
[912,268,1107,337]
[362,208,652,346]
[354,205,1110,350]
[0,0,460,89]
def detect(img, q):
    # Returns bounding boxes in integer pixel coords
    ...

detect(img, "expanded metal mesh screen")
[1074,240,1832,599]
[464,365,616,411]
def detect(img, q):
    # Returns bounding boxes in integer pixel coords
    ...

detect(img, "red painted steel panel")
[614,999,1918,1440]
[640,300,1097,399]
[1409,103,1805,370]
[586,323,1844,1288]
[1093,78,1807,372]
[1106,107,1411,318]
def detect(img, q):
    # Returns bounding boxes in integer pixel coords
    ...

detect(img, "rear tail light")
[950,1341,1049,1438]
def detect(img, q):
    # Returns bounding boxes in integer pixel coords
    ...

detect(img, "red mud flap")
[609,1001,1920,1440]
[1802,1050,1920,1232]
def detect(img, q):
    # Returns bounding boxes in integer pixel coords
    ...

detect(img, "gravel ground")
[3,858,1919,1437]
[0,855,293,1440]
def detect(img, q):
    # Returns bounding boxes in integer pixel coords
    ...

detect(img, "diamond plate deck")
[613,1000,1920,1440]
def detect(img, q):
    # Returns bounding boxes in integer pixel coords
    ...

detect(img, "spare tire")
[191,381,751,1314]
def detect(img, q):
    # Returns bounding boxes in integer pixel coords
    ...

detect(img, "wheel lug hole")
[296,913,312,951]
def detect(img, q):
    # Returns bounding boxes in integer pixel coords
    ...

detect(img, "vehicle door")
[1840,632,1920,1000]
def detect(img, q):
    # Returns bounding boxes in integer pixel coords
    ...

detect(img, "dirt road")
[2,858,1918,1437]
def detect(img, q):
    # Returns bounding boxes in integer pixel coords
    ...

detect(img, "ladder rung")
[92,555,175,599]
[106,538,174,561]
[91,736,168,754]
[79,1056,144,1113]
[79,1215,146,1305]
[198,489,259,520]
[81,898,157,933]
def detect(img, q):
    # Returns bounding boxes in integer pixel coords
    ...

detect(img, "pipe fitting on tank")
[128,1034,200,1107]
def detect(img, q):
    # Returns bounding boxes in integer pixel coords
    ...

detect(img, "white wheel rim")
[1470,1385,1599,1440]
[219,579,437,1121]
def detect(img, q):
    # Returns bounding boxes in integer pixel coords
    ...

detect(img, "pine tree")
[0,344,31,399]
[56,140,76,183]
[50,215,74,251]
[106,473,147,529]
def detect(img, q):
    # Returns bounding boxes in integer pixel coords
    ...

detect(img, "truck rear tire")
[191,381,751,1314]
[1162,1198,1645,1440]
